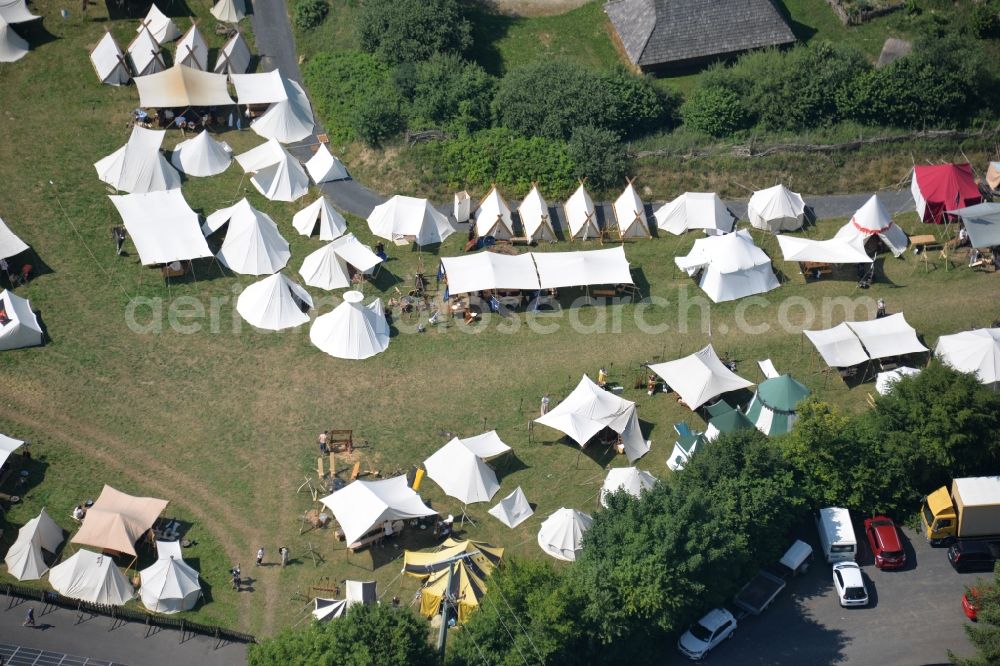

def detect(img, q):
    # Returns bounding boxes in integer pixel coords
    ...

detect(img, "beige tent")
[49,550,135,606]
[175,24,208,70]
[564,181,599,240]
[518,184,556,242]
[211,0,246,23]
[4,508,64,581]
[134,64,234,108]
[612,180,651,239]
[474,186,514,240]
[213,31,251,75]
[137,4,180,43]
[89,32,130,86]
[126,27,165,77]
[70,485,168,557]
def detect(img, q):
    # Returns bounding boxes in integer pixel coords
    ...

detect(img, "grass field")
[1,0,1000,643]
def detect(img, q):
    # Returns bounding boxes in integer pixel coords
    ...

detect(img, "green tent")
[744,374,811,436]
[705,404,754,441]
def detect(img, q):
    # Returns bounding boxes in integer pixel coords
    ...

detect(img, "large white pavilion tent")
[655,192,736,236]
[674,229,779,303]
[537,508,592,562]
[108,190,212,266]
[847,313,928,360]
[231,69,288,105]
[0,290,43,351]
[236,273,313,330]
[94,126,180,194]
[776,234,873,265]
[139,540,201,613]
[298,234,382,291]
[203,198,290,276]
[935,328,1000,386]
[648,345,754,410]
[532,246,632,290]
[424,438,501,506]
[309,291,390,360]
[803,323,870,368]
[320,476,436,546]
[367,195,454,246]
[747,184,805,233]
[439,252,539,295]
[49,550,134,606]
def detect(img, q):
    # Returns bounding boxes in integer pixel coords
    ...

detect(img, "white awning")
[847,313,928,360]
[94,126,180,194]
[231,69,287,105]
[532,246,632,289]
[134,64,234,108]
[458,431,511,460]
[776,234,873,264]
[0,215,29,259]
[440,252,539,295]
[319,476,436,546]
[803,323,870,368]
[251,79,314,144]
[108,190,212,266]
[648,345,754,409]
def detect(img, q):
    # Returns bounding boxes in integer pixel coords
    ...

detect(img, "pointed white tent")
[204,199,290,276]
[776,234,873,265]
[600,467,656,508]
[251,79,315,144]
[213,31,251,75]
[293,196,347,241]
[310,291,390,360]
[235,140,308,202]
[488,487,533,528]
[0,0,38,23]
[0,433,23,469]
[424,438,500,505]
[612,182,651,239]
[305,144,350,184]
[564,182,599,240]
[94,126,180,194]
[174,24,208,70]
[747,184,805,233]
[475,186,514,240]
[674,229,780,303]
[139,542,201,614]
[655,192,736,236]
[320,475,436,546]
[313,580,376,621]
[137,4,180,43]
[518,184,556,242]
[0,215,29,259]
[299,234,381,290]
[648,345,754,410]
[170,131,232,177]
[108,191,213,266]
[835,194,908,257]
[211,0,246,23]
[49,550,134,606]
[236,273,313,330]
[4,508,64,581]
[537,508,592,561]
[0,290,43,351]
[89,32,130,85]
[0,18,27,63]
[935,328,1000,387]
[126,27,165,77]
[134,64,235,108]
[367,195,454,246]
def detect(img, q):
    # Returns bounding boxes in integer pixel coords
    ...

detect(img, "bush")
[303,51,396,142]
[680,86,751,137]
[293,0,327,31]
[971,0,1000,39]
[351,91,404,146]
[566,126,628,188]
[405,53,495,132]
[357,0,472,65]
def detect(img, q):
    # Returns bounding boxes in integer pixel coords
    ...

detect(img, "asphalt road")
[663,524,979,665]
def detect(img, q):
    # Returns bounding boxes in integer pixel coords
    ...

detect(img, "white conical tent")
[475,186,514,240]
[655,192,736,235]
[4,508,64,581]
[170,131,232,177]
[213,31,250,75]
[564,182,599,240]
[612,182,651,239]
[126,27,165,76]
[0,215,29,259]
[0,289,43,351]
[648,345,754,410]
[89,32,130,85]
[211,0,246,23]
[367,195,454,246]
[305,144,350,184]
[94,126,180,194]
[235,138,309,202]
[310,291,390,360]
[293,196,347,241]
[835,194,908,257]
[299,234,381,290]
[236,273,314,330]
[935,328,1000,387]
[600,467,656,508]
[488,487,533,528]
[139,542,201,614]
[0,18,27,63]
[518,184,556,242]
[320,475,436,546]
[251,79,315,144]
[174,24,208,70]
[747,184,805,233]
[49,550,134,606]
[674,229,780,303]
[137,4,180,42]
[424,438,501,505]
[537,508,592,561]
[0,433,23,469]
[204,199,290,275]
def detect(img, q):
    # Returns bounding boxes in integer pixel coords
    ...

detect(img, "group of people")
[231,546,291,591]
[133,107,223,132]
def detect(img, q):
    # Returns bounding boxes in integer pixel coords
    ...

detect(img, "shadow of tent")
[492,452,529,483]
[368,266,403,292]
[643,203,661,238]
[11,18,57,50]
[104,0,194,20]
[551,433,617,469]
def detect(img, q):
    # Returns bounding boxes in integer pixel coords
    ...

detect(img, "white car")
[832,561,869,607]
[677,607,737,660]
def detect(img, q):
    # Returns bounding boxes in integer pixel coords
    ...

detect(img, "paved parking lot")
[665,524,982,665]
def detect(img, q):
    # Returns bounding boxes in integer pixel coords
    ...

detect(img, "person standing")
[23,607,35,627]
[279,546,289,568]
[597,367,608,389]
[540,394,550,417]
[256,546,264,566]
[876,298,886,318]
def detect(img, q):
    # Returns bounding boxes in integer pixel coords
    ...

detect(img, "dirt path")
[483,0,592,16]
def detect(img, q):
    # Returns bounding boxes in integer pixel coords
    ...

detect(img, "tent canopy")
[600,467,656,507]
[648,345,754,410]
[655,192,735,235]
[612,182,651,239]
[108,191,211,266]
[305,144,350,184]
[935,328,1000,386]
[292,196,347,241]
[137,4,180,42]
[49,550,134,606]
[90,32,130,85]
[704,403,755,441]
[488,486,533,528]
[134,64,234,107]
[204,198,290,276]
[0,290,42,351]
[532,246,632,289]
[835,195,908,257]
[170,130,232,177]
[213,31,250,74]
[912,163,982,224]
[70,485,168,557]
[564,182,599,240]
[755,374,811,412]
[211,0,246,23]
[458,431,511,460]
[3,508,64,581]
[231,70,287,105]
[803,323,869,368]
[424,438,500,505]
[847,313,928,360]
[440,251,540,295]
[0,215,28,260]
[875,366,921,395]
[674,229,780,303]
[776,234,872,264]
[175,24,208,70]
[95,126,180,194]
[139,544,201,613]
[747,184,805,233]
[320,475,436,546]
[475,186,514,239]
[251,79,315,144]
[537,508,592,561]
[299,234,381,291]
[0,432,23,468]
[247,148,310,202]
[0,18,28,63]
[367,196,454,246]
[126,27,164,76]
[949,203,1000,249]
[236,273,313,331]
[310,291,390,360]
[0,0,39,23]
[404,539,504,624]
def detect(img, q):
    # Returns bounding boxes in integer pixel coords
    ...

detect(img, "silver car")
[677,607,737,660]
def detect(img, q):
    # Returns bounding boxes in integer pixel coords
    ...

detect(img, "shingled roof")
[605,0,797,70]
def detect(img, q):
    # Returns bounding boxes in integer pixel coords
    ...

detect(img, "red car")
[864,515,907,569]
[963,588,980,621]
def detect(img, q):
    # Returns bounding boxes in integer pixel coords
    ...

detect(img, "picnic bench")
[800,261,833,279]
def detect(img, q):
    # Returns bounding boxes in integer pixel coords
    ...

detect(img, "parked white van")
[817,507,857,563]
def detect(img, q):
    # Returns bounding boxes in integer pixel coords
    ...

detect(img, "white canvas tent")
[532,246,633,289]
[293,196,347,241]
[0,18,28,63]
[563,182,599,240]
[234,137,285,171]
[488,487,533,529]
[203,198,290,276]
[875,366,921,395]
[231,70,287,105]
[89,32,130,85]
[803,323,870,368]
[0,0,38,23]
[236,273,313,330]
[305,144,350,184]
[299,234,381,291]
[94,126,180,194]
[612,181,651,239]
[134,64,234,108]
[424,438,501,505]
[137,4,180,43]
[655,192,736,236]
[648,345,754,410]
[126,27,165,77]
[310,291,390,360]
[439,252,540,295]
[474,186,514,240]
[600,467,656,508]
[251,79,315,144]
[747,184,805,233]
[312,580,376,622]
[108,190,212,266]
[935,328,1000,386]
[70,486,168,558]
[367,195,454,246]
[776,234,873,265]
[4,508,63,581]
[674,229,779,303]
[847,313,928,360]
[537,508,591,561]
[0,215,28,259]
[835,195,908,257]
[235,140,309,202]
[170,131,232,177]
[0,432,24,470]
[457,431,511,460]
[211,0,245,23]
[320,476,436,546]
[517,184,556,242]
[49,550,134,606]
[139,541,201,613]
[213,31,250,75]
[0,290,43,351]
[535,374,650,463]
[175,24,208,70]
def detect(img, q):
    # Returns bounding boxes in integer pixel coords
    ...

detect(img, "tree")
[567,126,628,189]
[951,566,1000,665]
[406,53,495,132]
[351,90,404,146]
[293,0,328,31]
[248,604,437,666]
[680,85,751,137]
[302,51,394,142]
[357,0,472,65]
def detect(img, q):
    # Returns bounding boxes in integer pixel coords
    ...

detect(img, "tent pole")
[436,561,455,658]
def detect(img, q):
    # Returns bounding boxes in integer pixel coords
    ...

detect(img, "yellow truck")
[921,476,1000,546]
